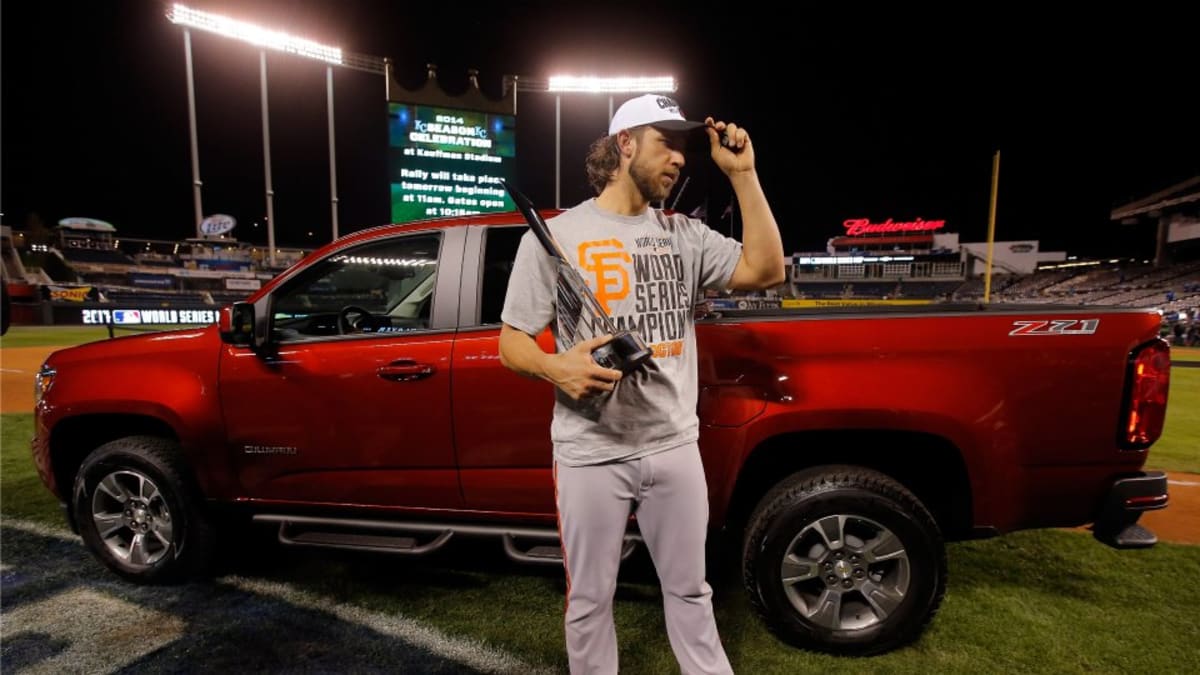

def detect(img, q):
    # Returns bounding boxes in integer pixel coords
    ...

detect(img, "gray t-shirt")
[501,198,743,466]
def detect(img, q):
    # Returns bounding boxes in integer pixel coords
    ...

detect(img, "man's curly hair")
[584,128,646,195]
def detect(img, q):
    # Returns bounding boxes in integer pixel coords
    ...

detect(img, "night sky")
[3,1,1197,259]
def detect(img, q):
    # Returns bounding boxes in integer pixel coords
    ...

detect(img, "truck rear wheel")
[73,436,215,583]
[742,466,946,656]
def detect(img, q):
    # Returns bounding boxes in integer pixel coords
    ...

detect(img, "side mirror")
[219,300,271,351]
[219,302,256,346]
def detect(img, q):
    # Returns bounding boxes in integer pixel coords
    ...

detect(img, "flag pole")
[984,150,1000,303]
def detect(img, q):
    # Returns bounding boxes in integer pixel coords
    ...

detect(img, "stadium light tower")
[545,76,676,208]
[167,4,385,262]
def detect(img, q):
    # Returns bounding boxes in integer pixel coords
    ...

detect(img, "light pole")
[541,76,677,208]
[326,66,339,240]
[258,50,276,265]
[182,28,203,238]
[167,4,385,258]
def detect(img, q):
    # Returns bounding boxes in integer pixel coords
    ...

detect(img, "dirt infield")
[3,344,1196,545]
[1,346,54,414]
[1141,479,1199,545]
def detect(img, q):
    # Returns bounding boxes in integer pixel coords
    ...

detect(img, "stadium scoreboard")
[388,103,516,223]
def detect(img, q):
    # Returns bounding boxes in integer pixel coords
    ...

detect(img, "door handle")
[377,360,436,382]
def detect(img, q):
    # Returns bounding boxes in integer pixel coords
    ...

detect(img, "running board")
[258,515,455,556]
[282,529,453,555]
[500,532,641,565]
[253,514,642,565]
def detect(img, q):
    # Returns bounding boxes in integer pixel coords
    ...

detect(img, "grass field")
[3,328,1198,673]
[1173,346,1200,362]
[1152,366,1200,473]
[2,410,1198,673]
[0,324,184,348]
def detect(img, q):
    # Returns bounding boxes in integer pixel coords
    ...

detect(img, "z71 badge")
[1009,319,1100,336]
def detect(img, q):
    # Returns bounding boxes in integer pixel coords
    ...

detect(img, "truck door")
[220,229,464,509]
[451,225,558,516]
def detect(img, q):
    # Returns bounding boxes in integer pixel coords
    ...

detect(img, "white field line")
[0,516,556,675]
[222,576,556,675]
[1,516,75,541]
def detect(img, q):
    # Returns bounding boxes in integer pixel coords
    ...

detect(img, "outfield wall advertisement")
[387,103,516,223]
[46,305,219,326]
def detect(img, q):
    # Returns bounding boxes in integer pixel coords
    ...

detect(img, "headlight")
[34,363,56,405]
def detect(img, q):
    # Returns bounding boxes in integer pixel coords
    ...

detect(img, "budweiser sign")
[843,218,946,236]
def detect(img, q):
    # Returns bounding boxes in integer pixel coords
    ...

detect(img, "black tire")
[742,465,946,656]
[73,435,215,583]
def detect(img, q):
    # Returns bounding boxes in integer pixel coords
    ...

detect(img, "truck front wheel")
[73,436,215,583]
[742,466,946,656]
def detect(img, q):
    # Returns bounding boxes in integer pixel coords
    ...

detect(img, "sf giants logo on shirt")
[578,239,631,314]
[1009,319,1100,336]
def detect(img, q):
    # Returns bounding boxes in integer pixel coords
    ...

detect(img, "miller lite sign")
[200,214,237,236]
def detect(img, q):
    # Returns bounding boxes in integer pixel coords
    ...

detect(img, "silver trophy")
[500,179,653,374]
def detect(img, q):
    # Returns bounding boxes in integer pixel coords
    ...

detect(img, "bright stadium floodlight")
[547,75,676,93]
[168,3,343,65]
[543,75,676,207]
[167,3,359,260]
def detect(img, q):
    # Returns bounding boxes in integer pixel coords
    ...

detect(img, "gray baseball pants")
[554,442,733,675]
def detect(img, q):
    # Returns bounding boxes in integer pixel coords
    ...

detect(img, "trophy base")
[592,331,653,374]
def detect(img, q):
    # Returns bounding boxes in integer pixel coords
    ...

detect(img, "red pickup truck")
[31,212,1172,656]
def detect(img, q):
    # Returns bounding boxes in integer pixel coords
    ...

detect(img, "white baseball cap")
[608,94,705,136]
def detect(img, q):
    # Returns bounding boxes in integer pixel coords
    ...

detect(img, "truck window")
[271,233,442,339]
[478,226,524,325]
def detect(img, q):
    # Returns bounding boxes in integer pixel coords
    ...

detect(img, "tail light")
[1120,338,1170,449]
